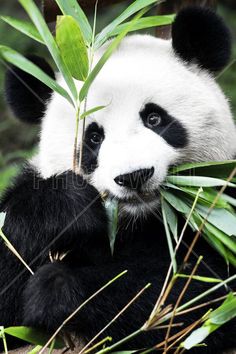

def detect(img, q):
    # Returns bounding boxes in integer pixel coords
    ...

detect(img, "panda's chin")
[118,191,161,217]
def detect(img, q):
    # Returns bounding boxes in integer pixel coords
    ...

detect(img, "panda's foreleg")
[0,167,111,346]
[0,166,111,267]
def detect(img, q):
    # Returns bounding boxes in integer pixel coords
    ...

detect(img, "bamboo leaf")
[183,327,210,350]
[105,198,119,255]
[1,16,44,44]
[177,274,222,283]
[160,190,191,214]
[169,160,236,178]
[196,204,236,237]
[95,0,161,48]
[161,200,178,242]
[80,105,106,120]
[19,0,78,102]
[4,327,64,348]
[55,0,92,45]
[203,221,236,254]
[183,294,236,349]
[162,198,177,273]
[0,46,74,106]
[79,6,151,101]
[110,15,175,36]
[0,213,6,229]
[28,345,43,354]
[209,293,236,325]
[56,16,89,81]
[181,187,231,210]
[167,175,235,188]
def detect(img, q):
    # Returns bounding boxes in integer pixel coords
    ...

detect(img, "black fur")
[5,55,55,124]
[172,7,232,72]
[140,103,188,148]
[0,167,236,353]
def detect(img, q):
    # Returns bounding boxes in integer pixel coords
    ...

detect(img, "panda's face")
[38,35,236,215]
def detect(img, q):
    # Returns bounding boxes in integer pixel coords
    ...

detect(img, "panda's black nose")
[114,167,154,190]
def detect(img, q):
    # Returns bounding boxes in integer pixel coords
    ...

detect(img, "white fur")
[33,35,236,211]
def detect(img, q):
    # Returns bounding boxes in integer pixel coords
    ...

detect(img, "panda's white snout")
[114,167,154,191]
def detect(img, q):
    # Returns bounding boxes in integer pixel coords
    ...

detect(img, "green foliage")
[1,16,43,43]
[0,45,73,104]
[161,160,236,267]
[55,0,92,45]
[4,326,64,348]
[56,15,89,81]
[183,293,236,350]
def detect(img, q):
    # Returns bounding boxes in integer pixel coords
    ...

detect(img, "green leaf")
[80,105,106,120]
[177,274,222,283]
[112,352,137,354]
[28,346,43,354]
[0,46,73,105]
[203,221,236,254]
[4,327,64,348]
[161,200,178,242]
[184,293,236,350]
[180,187,231,210]
[222,193,236,208]
[79,5,150,101]
[105,198,119,255]
[169,160,236,179]
[110,15,175,36]
[183,327,210,350]
[162,198,177,273]
[208,293,236,325]
[56,16,89,81]
[167,175,235,188]
[1,16,43,43]
[196,204,236,237]
[160,190,191,214]
[95,0,161,48]
[55,0,92,45]
[0,213,6,229]
[19,0,78,103]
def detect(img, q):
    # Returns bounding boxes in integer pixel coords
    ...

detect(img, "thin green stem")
[84,337,112,354]
[0,327,8,354]
[0,228,34,275]
[73,106,80,172]
[49,339,55,354]
[80,283,151,354]
[158,274,236,326]
[95,328,143,354]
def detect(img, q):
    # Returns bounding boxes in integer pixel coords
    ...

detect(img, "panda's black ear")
[172,6,232,72]
[5,55,55,124]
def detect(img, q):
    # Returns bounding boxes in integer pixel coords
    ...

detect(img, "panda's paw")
[23,263,83,331]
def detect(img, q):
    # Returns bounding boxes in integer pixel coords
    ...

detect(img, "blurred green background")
[0,1,235,194]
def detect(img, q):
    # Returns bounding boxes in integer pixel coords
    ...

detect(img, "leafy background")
[0,1,235,194]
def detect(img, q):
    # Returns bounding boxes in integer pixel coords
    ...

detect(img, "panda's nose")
[114,167,154,190]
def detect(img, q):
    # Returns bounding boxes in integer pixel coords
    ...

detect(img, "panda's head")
[5,7,236,215]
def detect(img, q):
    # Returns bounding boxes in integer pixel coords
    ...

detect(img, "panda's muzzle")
[114,167,154,190]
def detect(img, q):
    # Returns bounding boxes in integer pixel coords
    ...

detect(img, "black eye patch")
[80,122,105,174]
[140,103,188,149]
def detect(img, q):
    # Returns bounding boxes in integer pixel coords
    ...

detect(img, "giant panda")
[1,6,236,354]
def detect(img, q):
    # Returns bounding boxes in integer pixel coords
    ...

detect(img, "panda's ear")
[171,6,232,72]
[5,55,55,124]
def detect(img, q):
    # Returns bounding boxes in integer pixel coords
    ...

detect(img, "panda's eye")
[146,113,162,128]
[90,132,103,145]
